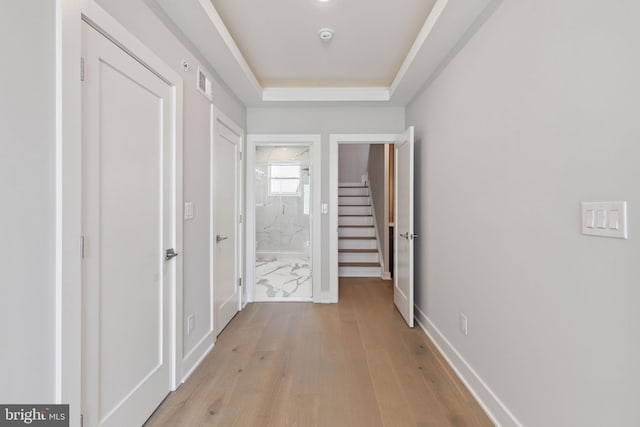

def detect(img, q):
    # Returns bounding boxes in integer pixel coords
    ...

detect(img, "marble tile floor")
[255,256,312,300]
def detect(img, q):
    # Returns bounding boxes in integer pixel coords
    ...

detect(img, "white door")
[394,127,415,327]
[82,23,175,427]
[213,108,243,335]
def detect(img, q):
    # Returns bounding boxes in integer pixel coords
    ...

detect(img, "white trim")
[389,0,449,97]
[262,87,390,102]
[196,0,262,95]
[329,134,400,303]
[154,0,497,105]
[181,334,215,382]
[246,135,322,303]
[173,66,185,393]
[414,306,523,427]
[55,1,82,421]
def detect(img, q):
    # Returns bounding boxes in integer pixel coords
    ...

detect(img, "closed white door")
[82,23,175,426]
[213,108,243,335]
[394,127,415,327]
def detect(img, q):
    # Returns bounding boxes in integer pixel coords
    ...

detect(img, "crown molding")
[153,0,499,106]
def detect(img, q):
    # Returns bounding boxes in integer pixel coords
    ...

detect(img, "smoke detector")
[318,28,335,41]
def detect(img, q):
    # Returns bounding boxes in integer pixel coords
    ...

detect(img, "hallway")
[145,278,492,426]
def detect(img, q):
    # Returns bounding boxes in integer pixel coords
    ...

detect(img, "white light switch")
[595,209,607,229]
[184,202,194,220]
[584,209,595,229]
[608,210,620,230]
[321,203,328,214]
[581,201,628,239]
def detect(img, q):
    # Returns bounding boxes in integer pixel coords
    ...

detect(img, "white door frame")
[246,134,322,303]
[329,134,400,303]
[57,2,183,424]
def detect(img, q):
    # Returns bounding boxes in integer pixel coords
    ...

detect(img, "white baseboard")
[181,331,215,383]
[414,306,523,427]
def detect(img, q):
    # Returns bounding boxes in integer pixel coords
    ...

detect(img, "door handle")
[164,248,178,261]
[399,232,418,240]
[216,235,228,243]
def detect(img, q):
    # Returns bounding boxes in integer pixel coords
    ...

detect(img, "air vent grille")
[197,66,212,101]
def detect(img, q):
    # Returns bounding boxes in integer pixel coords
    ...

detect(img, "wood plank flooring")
[145,278,493,427]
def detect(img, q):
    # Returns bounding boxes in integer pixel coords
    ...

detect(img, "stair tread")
[338,225,374,228]
[339,262,380,267]
[338,249,378,253]
[339,236,376,240]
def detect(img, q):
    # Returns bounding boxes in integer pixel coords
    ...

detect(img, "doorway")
[329,130,415,326]
[246,135,322,302]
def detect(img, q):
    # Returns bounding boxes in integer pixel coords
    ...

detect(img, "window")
[269,162,301,196]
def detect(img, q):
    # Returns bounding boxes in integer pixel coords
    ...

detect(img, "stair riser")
[338,216,374,226]
[339,206,372,215]
[338,196,370,206]
[339,252,379,263]
[338,187,369,196]
[338,228,376,238]
[339,239,377,250]
[339,266,381,277]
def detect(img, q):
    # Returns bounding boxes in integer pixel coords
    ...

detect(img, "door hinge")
[80,413,84,427]
[80,57,85,82]
[80,236,85,259]
[239,152,243,161]
[238,278,243,287]
[239,214,243,224]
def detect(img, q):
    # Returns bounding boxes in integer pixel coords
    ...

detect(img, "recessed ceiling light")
[317,0,330,2]
[318,28,335,41]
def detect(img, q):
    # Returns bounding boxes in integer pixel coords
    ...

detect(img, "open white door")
[82,23,175,426]
[394,127,415,327]
[213,108,243,335]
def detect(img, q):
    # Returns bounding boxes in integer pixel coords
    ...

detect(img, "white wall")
[0,0,56,403]
[247,106,404,292]
[95,0,246,374]
[338,144,369,183]
[406,0,640,425]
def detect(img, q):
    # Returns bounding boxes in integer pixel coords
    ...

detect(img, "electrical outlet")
[187,314,195,335]
[459,313,468,336]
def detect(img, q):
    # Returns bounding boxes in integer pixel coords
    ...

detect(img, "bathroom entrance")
[246,135,322,302]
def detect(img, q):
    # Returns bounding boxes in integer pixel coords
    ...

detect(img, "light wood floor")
[145,278,493,426]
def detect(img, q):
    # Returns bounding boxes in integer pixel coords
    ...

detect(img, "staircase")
[338,183,381,277]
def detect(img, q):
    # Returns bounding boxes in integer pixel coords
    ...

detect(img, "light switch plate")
[184,202,194,220]
[581,201,628,239]
[321,203,328,214]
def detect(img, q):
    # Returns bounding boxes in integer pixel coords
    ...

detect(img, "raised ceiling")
[210,0,437,88]
[153,0,498,104]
